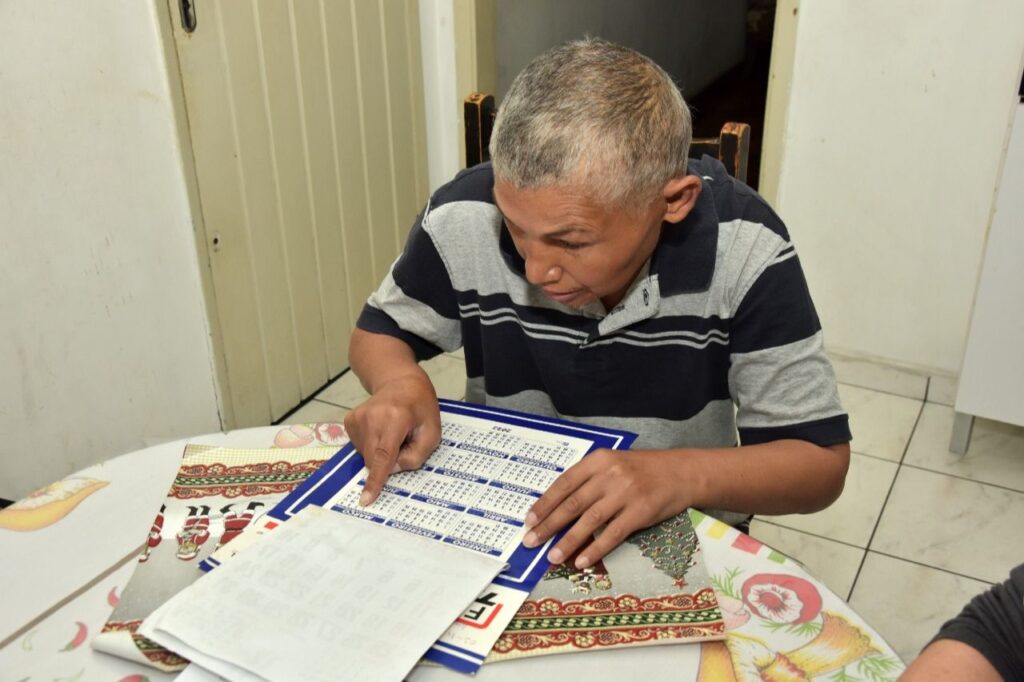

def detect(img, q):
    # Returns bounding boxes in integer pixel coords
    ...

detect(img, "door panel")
[169,0,428,426]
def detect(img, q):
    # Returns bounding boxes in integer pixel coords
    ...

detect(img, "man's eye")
[557,240,588,251]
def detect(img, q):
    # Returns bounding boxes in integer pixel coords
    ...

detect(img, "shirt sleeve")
[356,202,462,361]
[928,563,1024,680]
[727,240,851,447]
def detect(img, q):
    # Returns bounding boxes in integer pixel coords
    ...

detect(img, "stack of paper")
[195,401,638,674]
[141,506,504,682]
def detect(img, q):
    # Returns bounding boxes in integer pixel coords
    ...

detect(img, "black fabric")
[459,293,733,421]
[739,414,852,448]
[730,255,823,354]
[391,214,460,321]
[929,562,1024,681]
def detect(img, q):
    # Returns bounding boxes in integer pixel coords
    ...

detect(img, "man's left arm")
[526,218,852,568]
[523,439,849,568]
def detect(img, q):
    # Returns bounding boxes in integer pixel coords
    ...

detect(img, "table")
[0,424,906,681]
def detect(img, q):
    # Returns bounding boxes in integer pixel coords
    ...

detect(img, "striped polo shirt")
[358,157,851,522]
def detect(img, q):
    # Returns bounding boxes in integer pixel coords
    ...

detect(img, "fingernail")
[390,462,402,474]
[525,512,538,527]
[523,531,538,548]
[358,491,372,507]
[575,555,590,570]
[548,548,564,564]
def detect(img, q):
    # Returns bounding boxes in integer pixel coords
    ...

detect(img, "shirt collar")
[649,170,719,296]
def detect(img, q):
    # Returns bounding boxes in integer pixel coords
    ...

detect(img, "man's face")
[493,181,667,310]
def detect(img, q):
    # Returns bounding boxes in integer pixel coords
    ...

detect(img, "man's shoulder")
[430,162,496,210]
[690,155,790,242]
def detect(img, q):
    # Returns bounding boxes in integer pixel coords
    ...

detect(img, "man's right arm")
[343,328,442,506]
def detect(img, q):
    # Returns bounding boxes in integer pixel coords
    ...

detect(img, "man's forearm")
[348,328,429,394]
[663,439,850,516]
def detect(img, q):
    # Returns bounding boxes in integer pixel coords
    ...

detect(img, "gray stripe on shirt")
[367,271,462,352]
[729,330,845,430]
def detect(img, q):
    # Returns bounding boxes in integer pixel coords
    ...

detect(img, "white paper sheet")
[140,506,505,682]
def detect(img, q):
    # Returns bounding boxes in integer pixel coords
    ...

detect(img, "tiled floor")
[284,349,1024,666]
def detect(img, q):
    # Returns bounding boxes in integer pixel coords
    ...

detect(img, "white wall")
[0,0,221,499]
[774,1,1024,374]
[419,0,461,193]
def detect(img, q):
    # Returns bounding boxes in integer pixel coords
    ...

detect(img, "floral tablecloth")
[0,423,905,681]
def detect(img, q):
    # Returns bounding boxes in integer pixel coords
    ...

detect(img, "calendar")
[218,400,636,674]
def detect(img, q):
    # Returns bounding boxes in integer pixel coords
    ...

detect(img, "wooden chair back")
[464,92,751,183]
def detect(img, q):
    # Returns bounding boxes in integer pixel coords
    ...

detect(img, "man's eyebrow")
[492,190,590,238]
[543,226,586,239]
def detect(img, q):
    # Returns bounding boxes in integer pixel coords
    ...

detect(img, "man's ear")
[661,175,702,224]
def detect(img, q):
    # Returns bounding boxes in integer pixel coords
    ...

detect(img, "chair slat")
[463,93,750,183]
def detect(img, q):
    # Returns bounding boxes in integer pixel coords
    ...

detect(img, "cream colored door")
[165,0,428,427]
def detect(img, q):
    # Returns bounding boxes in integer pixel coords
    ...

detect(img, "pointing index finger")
[359,425,406,506]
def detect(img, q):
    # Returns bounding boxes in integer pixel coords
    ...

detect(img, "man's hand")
[343,372,441,507]
[520,439,850,570]
[521,449,691,570]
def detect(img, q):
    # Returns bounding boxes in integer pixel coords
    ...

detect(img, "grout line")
[898,462,1024,496]
[849,449,906,465]
[753,518,868,552]
[315,396,360,410]
[273,367,354,425]
[846,398,927,601]
[864,549,996,587]
[836,379,927,403]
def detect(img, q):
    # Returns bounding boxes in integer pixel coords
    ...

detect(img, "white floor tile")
[839,384,922,462]
[904,403,1024,492]
[848,552,991,665]
[421,353,467,401]
[315,370,369,408]
[871,467,1024,583]
[318,356,466,407]
[760,452,898,547]
[925,373,958,406]
[829,351,928,400]
[283,399,350,424]
[749,520,865,600]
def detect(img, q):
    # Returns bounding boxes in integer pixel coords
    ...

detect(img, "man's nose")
[522,244,562,286]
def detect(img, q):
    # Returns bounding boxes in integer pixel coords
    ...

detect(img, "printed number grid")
[513,439,577,468]
[447,516,520,553]
[334,487,406,517]
[429,447,500,479]
[384,468,433,495]
[389,498,460,534]
[473,486,537,520]
[440,421,474,443]
[416,475,484,507]
[459,429,522,455]
[494,460,561,495]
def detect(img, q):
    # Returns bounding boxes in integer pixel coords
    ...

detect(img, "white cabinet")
[952,103,1024,452]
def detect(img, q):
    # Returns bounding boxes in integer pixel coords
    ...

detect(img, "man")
[344,38,851,570]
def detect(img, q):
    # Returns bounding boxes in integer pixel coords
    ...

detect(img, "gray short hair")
[490,37,692,210]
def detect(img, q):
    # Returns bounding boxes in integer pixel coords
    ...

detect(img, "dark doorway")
[688,1,776,191]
